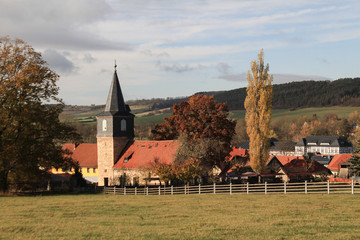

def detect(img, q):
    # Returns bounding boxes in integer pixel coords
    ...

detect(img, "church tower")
[97,66,134,186]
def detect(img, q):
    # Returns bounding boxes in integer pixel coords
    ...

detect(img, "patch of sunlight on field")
[1,194,360,239]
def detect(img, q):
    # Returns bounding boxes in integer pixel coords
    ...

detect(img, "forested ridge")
[214,78,360,110]
[139,78,360,111]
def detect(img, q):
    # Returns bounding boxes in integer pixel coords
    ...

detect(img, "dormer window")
[124,152,134,162]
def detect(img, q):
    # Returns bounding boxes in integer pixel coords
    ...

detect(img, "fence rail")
[103,180,359,195]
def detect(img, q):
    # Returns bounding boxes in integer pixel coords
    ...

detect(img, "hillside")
[214,78,360,110]
[124,78,360,111]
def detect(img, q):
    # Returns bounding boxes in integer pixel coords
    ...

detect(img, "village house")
[295,136,353,156]
[327,153,355,178]
[240,139,296,156]
[52,143,98,183]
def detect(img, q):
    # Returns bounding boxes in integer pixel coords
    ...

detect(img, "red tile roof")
[272,155,330,174]
[327,154,353,171]
[113,140,179,169]
[229,147,248,159]
[273,155,304,166]
[63,143,98,168]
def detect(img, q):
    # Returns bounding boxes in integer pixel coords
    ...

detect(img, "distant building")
[239,139,296,156]
[269,141,296,156]
[295,136,353,156]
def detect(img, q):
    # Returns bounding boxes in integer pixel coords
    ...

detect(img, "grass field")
[1,194,360,239]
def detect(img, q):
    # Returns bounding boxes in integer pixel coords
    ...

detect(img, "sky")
[0,0,359,105]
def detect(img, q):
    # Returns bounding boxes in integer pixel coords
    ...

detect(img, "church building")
[96,68,178,186]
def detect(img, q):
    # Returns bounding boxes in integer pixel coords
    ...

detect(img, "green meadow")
[1,194,360,239]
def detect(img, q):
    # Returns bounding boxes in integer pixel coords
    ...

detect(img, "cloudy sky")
[1,0,359,105]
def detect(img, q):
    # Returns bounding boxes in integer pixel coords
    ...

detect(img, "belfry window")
[121,119,126,131]
[102,119,107,131]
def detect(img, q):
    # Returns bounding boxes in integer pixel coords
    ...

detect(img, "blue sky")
[0,0,359,105]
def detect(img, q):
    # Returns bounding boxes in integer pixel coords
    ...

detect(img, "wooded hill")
[143,78,360,111]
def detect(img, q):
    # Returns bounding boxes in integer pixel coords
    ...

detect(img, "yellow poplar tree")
[244,49,273,173]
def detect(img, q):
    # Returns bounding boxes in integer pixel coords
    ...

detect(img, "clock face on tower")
[102,119,107,131]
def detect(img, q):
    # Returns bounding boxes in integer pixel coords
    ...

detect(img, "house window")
[93,168,96,173]
[87,168,90,173]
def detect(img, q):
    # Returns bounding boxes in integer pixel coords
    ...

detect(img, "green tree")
[244,49,273,173]
[0,36,79,192]
[349,140,360,177]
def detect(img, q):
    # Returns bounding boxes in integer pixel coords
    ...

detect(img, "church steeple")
[97,65,134,138]
[97,64,135,186]
[102,68,129,116]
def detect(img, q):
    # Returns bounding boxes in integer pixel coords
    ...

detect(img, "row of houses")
[51,68,357,186]
[240,136,353,157]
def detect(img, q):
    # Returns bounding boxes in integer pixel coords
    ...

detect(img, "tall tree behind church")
[244,49,273,173]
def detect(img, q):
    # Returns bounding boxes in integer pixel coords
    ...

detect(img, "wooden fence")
[103,180,359,195]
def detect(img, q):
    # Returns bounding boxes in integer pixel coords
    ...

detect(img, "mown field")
[1,194,360,239]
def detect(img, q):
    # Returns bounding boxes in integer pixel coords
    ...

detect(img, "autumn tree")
[151,157,202,186]
[152,94,236,175]
[244,49,273,173]
[0,36,79,192]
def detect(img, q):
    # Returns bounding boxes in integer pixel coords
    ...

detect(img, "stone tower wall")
[97,137,129,186]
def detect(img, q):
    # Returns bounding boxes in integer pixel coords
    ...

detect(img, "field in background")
[1,194,360,239]
[61,106,360,125]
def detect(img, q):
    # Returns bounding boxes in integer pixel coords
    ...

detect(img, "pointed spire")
[103,67,128,115]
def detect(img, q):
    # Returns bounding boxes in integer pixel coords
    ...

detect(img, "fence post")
[135,187,137,195]
[230,182,232,195]
[327,180,330,194]
[284,182,286,194]
[94,185,97,193]
[199,184,201,195]
[246,182,249,194]
[185,185,187,195]
[352,180,354,194]
[305,181,307,194]
[171,185,173,195]
[124,187,126,195]
[113,186,116,195]
[265,182,267,194]
[146,187,148,195]
[158,186,161,195]
[213,183,216,194]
